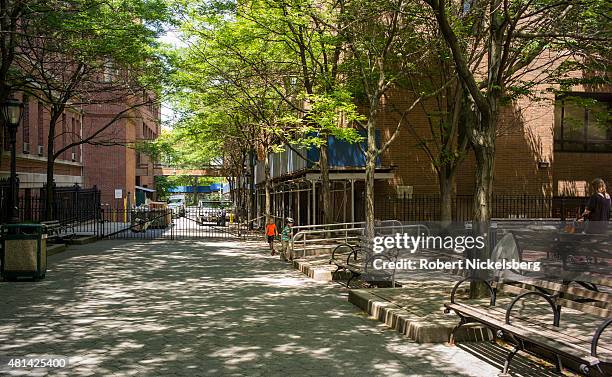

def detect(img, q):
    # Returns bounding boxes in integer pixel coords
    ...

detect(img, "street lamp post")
[1,98,24,224]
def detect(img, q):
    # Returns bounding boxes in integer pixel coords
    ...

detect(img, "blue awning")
[168,184,225,193]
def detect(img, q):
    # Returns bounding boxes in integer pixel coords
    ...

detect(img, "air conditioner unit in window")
[71,152,77,162]
[37,145,44,156]
[396,185,413,199]
[23,142,30,154]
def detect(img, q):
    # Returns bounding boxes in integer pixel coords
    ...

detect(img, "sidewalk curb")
[47,243,68,256]
[293,258,352,281]
[349,289,493,343]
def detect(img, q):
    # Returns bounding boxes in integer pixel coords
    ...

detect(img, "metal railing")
[291,220,403,240]
[291,221,429,258]
[291,220,402,254]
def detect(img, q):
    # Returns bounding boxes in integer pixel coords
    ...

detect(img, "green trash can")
[1,224,48,281]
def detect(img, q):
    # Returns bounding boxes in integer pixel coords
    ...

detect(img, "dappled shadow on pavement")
[457,342,577,377]
[1,239,503,376]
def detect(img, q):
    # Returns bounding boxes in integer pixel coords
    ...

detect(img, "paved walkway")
[0,240,502,376]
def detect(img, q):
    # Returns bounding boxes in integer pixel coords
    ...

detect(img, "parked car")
[167,195,186,217]
[198,200,231,225]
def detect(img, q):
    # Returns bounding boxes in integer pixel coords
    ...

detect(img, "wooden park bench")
[444,230,611,376]
[40,220,76,243]
[504,228,611,285]
[329,237,396,288]
[329,224,430,288]
[503,227,558,260]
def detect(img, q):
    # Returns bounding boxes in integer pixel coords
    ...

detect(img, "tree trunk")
[320,143,332,224]
[264,149,271,220]
[438,86,468,225]
[469,127,496,298]
[235,174,241,221]
[439,166,454,223]
[228,177,235,203]
[248,150,255,229]
[193,176,199,206]
[473,140,494,223]
[44,162,55,220]
[45,120,58,220]
[364,116,378,240]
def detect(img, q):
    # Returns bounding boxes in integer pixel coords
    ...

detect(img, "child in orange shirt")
[265,217,278,255]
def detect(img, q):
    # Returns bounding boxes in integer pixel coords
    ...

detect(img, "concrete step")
[69,235,97,245]
[293,244,344,258]
[292,257,352,281]
[47,243,67,256]
[349,288,493,343]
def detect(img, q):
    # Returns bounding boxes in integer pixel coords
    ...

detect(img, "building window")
[37,101,44,149]
[62,113,66,159]
[554,93,612,152]
[71,117,76,149]
[22,96,30,150]
[103,60,118,82]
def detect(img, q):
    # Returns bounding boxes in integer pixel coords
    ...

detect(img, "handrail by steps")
[291,223,429,258]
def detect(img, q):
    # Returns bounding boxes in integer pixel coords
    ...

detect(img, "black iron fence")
[99,207,173,239]
[15,185,101,224]
[99,207,248,240]
[376,194,592,222]
[39,184,101,222]
[0,178,13,223]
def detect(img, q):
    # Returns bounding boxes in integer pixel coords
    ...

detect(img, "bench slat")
[481,301,612,354]
[496,276,612,304]
[447,303,601,366]
[556,297,610,317]
[498,283,611,318]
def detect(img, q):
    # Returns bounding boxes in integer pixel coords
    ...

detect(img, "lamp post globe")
[1,98,24,129]
[1,97,24,224]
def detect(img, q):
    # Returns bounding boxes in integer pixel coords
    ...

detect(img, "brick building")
[376,89,611,198]
[0,91,160,209]
[254,83,612,224]
[82,95,160,208]
[0,94,84,197]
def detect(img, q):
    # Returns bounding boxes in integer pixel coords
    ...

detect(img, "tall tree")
[395,18,472,223]
[168,30,286,222]
[340,0,436,238]
[239,0,354,225]
[16,0,167,218]
[172,0,362,224]
[0,1,49,169]
[423,0,611,295]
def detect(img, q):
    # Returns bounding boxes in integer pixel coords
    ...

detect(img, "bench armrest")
[347,247,365,265]
[505,291,560,327]
[450,277,496,307]
[331,243,354,262]
[591,318,612,358]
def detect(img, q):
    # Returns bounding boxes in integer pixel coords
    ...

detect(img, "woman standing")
[579,178,611,234]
